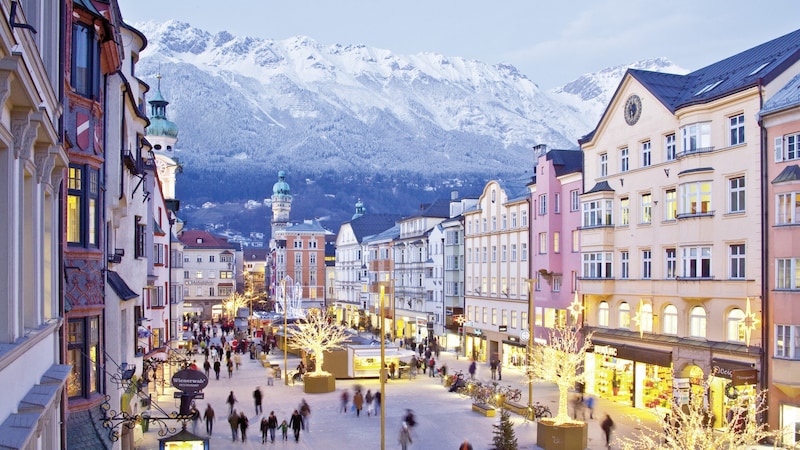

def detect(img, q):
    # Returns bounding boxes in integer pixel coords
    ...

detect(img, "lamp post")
[379,285,386,450]
[390,278,396,342]
[524,278,535,417]
[282,277,289,386]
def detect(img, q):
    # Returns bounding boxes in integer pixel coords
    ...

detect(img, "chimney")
[451,190,459,200]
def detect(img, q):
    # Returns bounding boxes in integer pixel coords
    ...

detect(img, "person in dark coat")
[213,360,221,380]
[238,410,249,442]
[289,409,303,442]
[600,414,614,449]
[253,387,263,415]
[267,411,278,442]
[203,404,215,435]
[260,416,269,443]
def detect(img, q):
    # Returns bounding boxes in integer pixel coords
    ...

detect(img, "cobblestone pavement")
[136,339,664,449]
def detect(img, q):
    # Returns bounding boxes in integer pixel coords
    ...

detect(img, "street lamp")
[523,278,536,417]
[379,285,386,450]
[282,277,289,386]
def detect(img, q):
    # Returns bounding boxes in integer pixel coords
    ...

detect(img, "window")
[689,306,707,338]
[310,253,317,264]
[552,276,561,292]
[511,213,517,228]
[539,194,547,215]
[521,243,528,261]
[641,141,651,167]
[600,153,608,177]
[729,114,745,146]
[598,302,609,327]
[665,189,677,220]
[72,23,98,97]
[641,193,652,224]
[195,271,203,279]
[620,251,629,279]
[729,244,745,279]
[582,252,613,278]
[775,133,800,162]
[482,246,487,262]
[501,215,507,229]
[572,230,579,253]
[511,311,518,328]
[642,249,652,279]
[679,182,712,215]
[491,246,497,262]
[492,216,497,231]
[67,165,99,247]
[501,245,507,262]
[665,133,676,161]
[554,193,561,213]
[619,197,630,226]
[295,254,302,264]
[665,248,677,278]
[620,147,629,172]
[134,216,146,258]
[491,308,497,325]
[482,307,488,324]
[67,316,100,398]
[511,244,517,262]
[209,255,215,262]
[619,302,631,329]
[775,325,800,359]
[553,232,560,254]
[681,122,712,153]
[727,309,745,342]
[663,305,678,335]
[538,232,547,254]
[220,271,233,279]
[776,192,800,224]
[482,218,487,232]
[682,246,712,278]
[183,270,189,279]
[521,210,528,226]
[207,271,216,279]
[570,190,579,211]
[776,258,800,289]
[582,199,613,227]
[728,176,745,213]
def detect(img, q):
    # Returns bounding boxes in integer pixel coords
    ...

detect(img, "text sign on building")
[172,369,209,392]
[498,325,507,332]
[732,369,758,386]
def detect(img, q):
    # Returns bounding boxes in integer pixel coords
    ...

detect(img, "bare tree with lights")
[291,310,351,377]
[525,296,593,425]
[619,382,779,450]
[222,292,250,319]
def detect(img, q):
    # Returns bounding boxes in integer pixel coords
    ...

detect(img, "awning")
[107,270,138,300]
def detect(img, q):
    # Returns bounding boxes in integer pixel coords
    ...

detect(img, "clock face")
[155,158,168,175]
[624,94,642,125]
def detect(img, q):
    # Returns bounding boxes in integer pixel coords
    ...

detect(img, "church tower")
[147,73,179,200]
[271,170,292,239]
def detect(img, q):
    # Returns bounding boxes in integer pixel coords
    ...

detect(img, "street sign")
[498,325,507,332]
[520,329,530,342]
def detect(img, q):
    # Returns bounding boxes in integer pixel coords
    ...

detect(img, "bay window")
[582,252,613,278]
[582,199,613,227]
[776,192,800,224]
[679,181,712,215]
[681,122,712,154]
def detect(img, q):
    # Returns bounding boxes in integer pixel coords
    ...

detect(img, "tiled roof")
[402,198,452,220]
[583,180,614,194]
[243,248,269,261]
[178,230,237,249]
[547,149,583,177]
[761,72,800,116]
[363,224,401,244]
[343,213,400,242]
[66,405,114,449]
[286,220,330,233]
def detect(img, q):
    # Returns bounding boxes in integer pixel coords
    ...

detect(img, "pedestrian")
[468,360,476,379]
[374,391,382,414]
[289,409,303,442]
[260,416,269,443]
[226,358,234,378]
[253,386,263,415]
[279,419,289,441]
[571,394,585,420]
[459,439,474,450]
[353,389,364,416]
[227,410,239,442]
[267,411,278,442]
[213,360,221,380]
[365,390,374,416]
[340,389,349,413]
[490,358,497,380]
[238,410,249,442]
[600,413,614,449]
[585,395,595,419]
[403,409,416,429]
[389,361,396,379]
[233,352,241,370]
[398,422,413,450]
[226,391,237,415]
[497,361,502,381]
[299,399,311,431]
[202,359,211,377]
[189,402,200,434]
[428,357,435,377]
[203,404,215,435]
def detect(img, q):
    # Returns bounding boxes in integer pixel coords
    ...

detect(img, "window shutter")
[775,136,784,162]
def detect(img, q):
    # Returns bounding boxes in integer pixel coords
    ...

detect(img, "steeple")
[271,170,293,240]
[147,73,178,139]
[147,73,180,200]
[352,198,366,219]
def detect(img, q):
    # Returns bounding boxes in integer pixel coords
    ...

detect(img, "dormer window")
[196,238,203,244]
[694,79,724,96]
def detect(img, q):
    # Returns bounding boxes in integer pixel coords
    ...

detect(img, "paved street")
[137,344,662,449]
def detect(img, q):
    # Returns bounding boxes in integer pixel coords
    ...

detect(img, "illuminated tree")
[222,292,249,318]
[291,310,351,377]
[619,383,779,450]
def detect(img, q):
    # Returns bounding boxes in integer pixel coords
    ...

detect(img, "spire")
[352,198,366,219]
[147,72,178,138]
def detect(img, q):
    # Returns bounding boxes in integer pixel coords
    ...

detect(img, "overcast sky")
[118,0,799,90]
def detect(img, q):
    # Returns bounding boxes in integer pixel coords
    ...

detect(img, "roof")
[363,224,401,244]
[772,165,800,184]
[583,180,615,194]
[285,219,330,233]
[402,198,451,220]
[344,213,400,242]
[761,72,800,116]
[243,248,269,261]
[495,179,531,203]
[178,230,237,249]
[107,270,138,300]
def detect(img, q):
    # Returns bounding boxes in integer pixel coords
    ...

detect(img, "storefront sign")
[591,340,671,367]
[498,325,507,332]
[172,369,209,392]
[732,369,758,386]
[711,358,756,381]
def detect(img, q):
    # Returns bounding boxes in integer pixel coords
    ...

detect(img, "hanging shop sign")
[591,340,672,367]
[171,369,209,392]
[711,358,757,384]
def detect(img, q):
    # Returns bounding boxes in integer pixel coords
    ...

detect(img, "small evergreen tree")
[491,408,518,450]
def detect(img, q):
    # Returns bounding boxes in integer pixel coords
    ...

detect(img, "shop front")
[587,340,673,412]
[465,329,486,362]
[709,358,758,428]
[502,336,528,369]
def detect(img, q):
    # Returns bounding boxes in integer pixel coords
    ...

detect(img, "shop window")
[618,302,630,329]
[689,306,707,338]
[597,302,609,327]
[67,316,101,398]
[663,305,678,335]
[727,308,745,343]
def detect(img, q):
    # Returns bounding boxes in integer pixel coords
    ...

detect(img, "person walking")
[365,390,374,416]
[227,410,239,442]
[490,358,497,380]
[585,395,595,419]
[353,389,364,417]
[459,439,474,450]
[260,416,269,444]
[279,419,289,441]
[202,359,211,377]
[203,404,215,435]
[601,413,614,449]
[299,399,311,431]
[497,361,502,381]
[340,389,349,413]
[289,409,303,442]
[225,391,237,415]
[428,357,435,377]
[267,411,278,442]
[253,386,263,415]
[213,360,221,380]
[238,410,249,442]
[468,360,476,379]
[398,422,413,450]
[374,391,382,415]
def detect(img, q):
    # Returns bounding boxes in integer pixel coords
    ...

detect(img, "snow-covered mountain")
[133,20,686,236]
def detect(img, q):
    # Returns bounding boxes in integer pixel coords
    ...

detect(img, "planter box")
[303,373,335,393]
[536,419,587,450]
[471,403,496,417]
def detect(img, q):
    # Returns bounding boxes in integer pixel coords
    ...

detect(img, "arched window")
[598,302,609,327]
[663,305,678,335]
[640,303,653,333]
[690,306,707,338]
[619,302,631,329]
[727,308,745,342]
